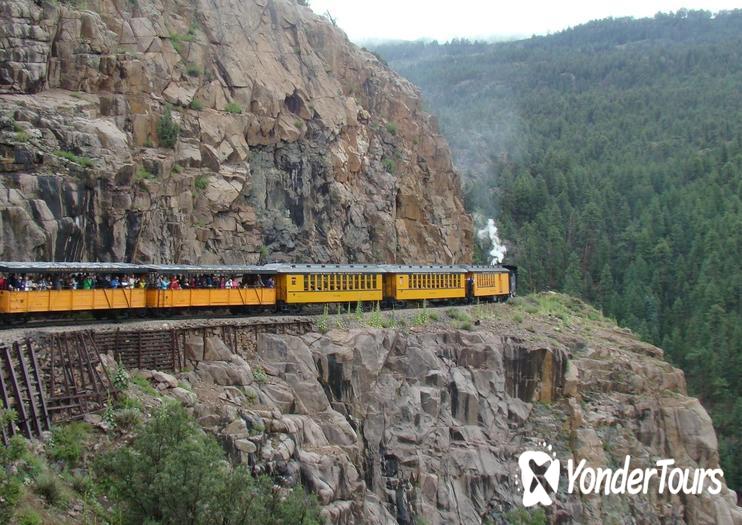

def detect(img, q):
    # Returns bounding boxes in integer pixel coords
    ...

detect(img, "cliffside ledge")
[9,294,740,524]
[0,0,471,263]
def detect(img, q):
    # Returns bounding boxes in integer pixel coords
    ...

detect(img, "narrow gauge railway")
[0,262,517,327]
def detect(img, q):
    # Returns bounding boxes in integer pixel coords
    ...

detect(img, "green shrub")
[190,98,204,110]
[224,101,242,114]
[156,105,179,148]
[34,472,67,507]
[131,374,159,397]
[53,150,94,168]
[115,395,143,411]
[135,166,155,181]
[253,366,268,384]
[113,408,142,431]
[14,131,29,142]
[318,305,329,334]
[172,163,183,173]
[112,363,129,390]
[95,403,320,524]
[186,63,202,77]
[49,422,90,467]
[504,507,547,525]
[382,157,396,174]
[385,121,398,135]
[0,434,36,523]
[194,174,209,191]
[17,510,42,525]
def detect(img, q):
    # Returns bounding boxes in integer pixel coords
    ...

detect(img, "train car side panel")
[473,272,511,297]
[145,288,276,308]
[0,289,147,313]
[390,273,466,301]
[278,273,383,304]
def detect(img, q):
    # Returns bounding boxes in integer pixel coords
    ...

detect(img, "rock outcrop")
[0,0,471,263]
[159,298,741,524]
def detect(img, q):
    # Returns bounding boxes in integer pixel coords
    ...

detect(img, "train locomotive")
[0,262,517,324]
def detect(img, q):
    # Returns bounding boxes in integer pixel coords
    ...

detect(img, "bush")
[131,374,159,396]
[112,408,142,431]
[53,150,94,168]
[225,101,242,114]
[135,166,155,181]
[156,105,179,148]
[95,403,320,524]
[15,131,29,142]
[190,98,204,110]
[382,157,396,174]
[49,422,90,467]
[17,510,42,525]
[318,305,330,333]
[385,121,398,135]
[186,63,202,77]
[194,174,209,190]
[34,472,67,507]
[253,366,268,384]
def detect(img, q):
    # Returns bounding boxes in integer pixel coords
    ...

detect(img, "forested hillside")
[375,9,742,490]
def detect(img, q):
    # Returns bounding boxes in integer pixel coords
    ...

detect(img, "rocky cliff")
[123,295,738,524]
[0,0,471,263]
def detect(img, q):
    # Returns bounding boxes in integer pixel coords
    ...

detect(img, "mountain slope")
[0,0,472,264]
[374,10,742,490]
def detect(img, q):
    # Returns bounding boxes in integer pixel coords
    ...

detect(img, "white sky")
[308,0,742,43]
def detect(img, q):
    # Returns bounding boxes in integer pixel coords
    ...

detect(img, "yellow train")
[0,261,516,323]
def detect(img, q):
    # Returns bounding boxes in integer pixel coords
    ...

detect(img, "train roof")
[146,264,275,275]
[462,265,513,272]
[266,264,473,274]
[0,261,149,274]
[376,264,468,274]
[264,263,383,274]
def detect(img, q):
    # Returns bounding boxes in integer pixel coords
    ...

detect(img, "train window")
[291,277,297,286]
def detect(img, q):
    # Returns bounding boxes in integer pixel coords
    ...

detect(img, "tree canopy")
[376,9,742,491]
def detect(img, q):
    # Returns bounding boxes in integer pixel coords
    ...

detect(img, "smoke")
[477,218,507,265]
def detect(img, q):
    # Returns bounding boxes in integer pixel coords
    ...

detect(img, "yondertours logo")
[517,442,725,507]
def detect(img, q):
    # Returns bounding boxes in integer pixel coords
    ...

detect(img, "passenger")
[137,277,146,289]
[7,274,20,290]
[24,276,34,290]
[82,276,94,290]
[53,276,63,290]
[232,277,241,289]
[266,277,275,289]
[225,277,233,289]
[159,276,169,290]
[169,276,181,290]
[0,274,6,290]
[110,276,120,288]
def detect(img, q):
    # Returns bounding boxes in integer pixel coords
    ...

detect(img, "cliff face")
[0,0,471,263]
[152,296,738,524]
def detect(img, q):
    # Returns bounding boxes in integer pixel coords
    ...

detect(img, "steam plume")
[477,218,507,265]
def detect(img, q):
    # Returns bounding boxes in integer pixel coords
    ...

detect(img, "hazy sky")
[308,0,741,42]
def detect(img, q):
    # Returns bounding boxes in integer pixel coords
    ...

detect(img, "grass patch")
[135,166,155,181]
[49,422,91,467]
[224,101,242,114]
[172,163,183,173]
[157,104,179,148]
[190,98,204,110]
[14,131,29,142]
[252,366,267,384]
[53,150,94,168]
[382,157,396,174]
[131,374,159,397]
[186,63,202,77]
[33,472,68,508]
[385,121,398,135]
[193,174,209,191]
